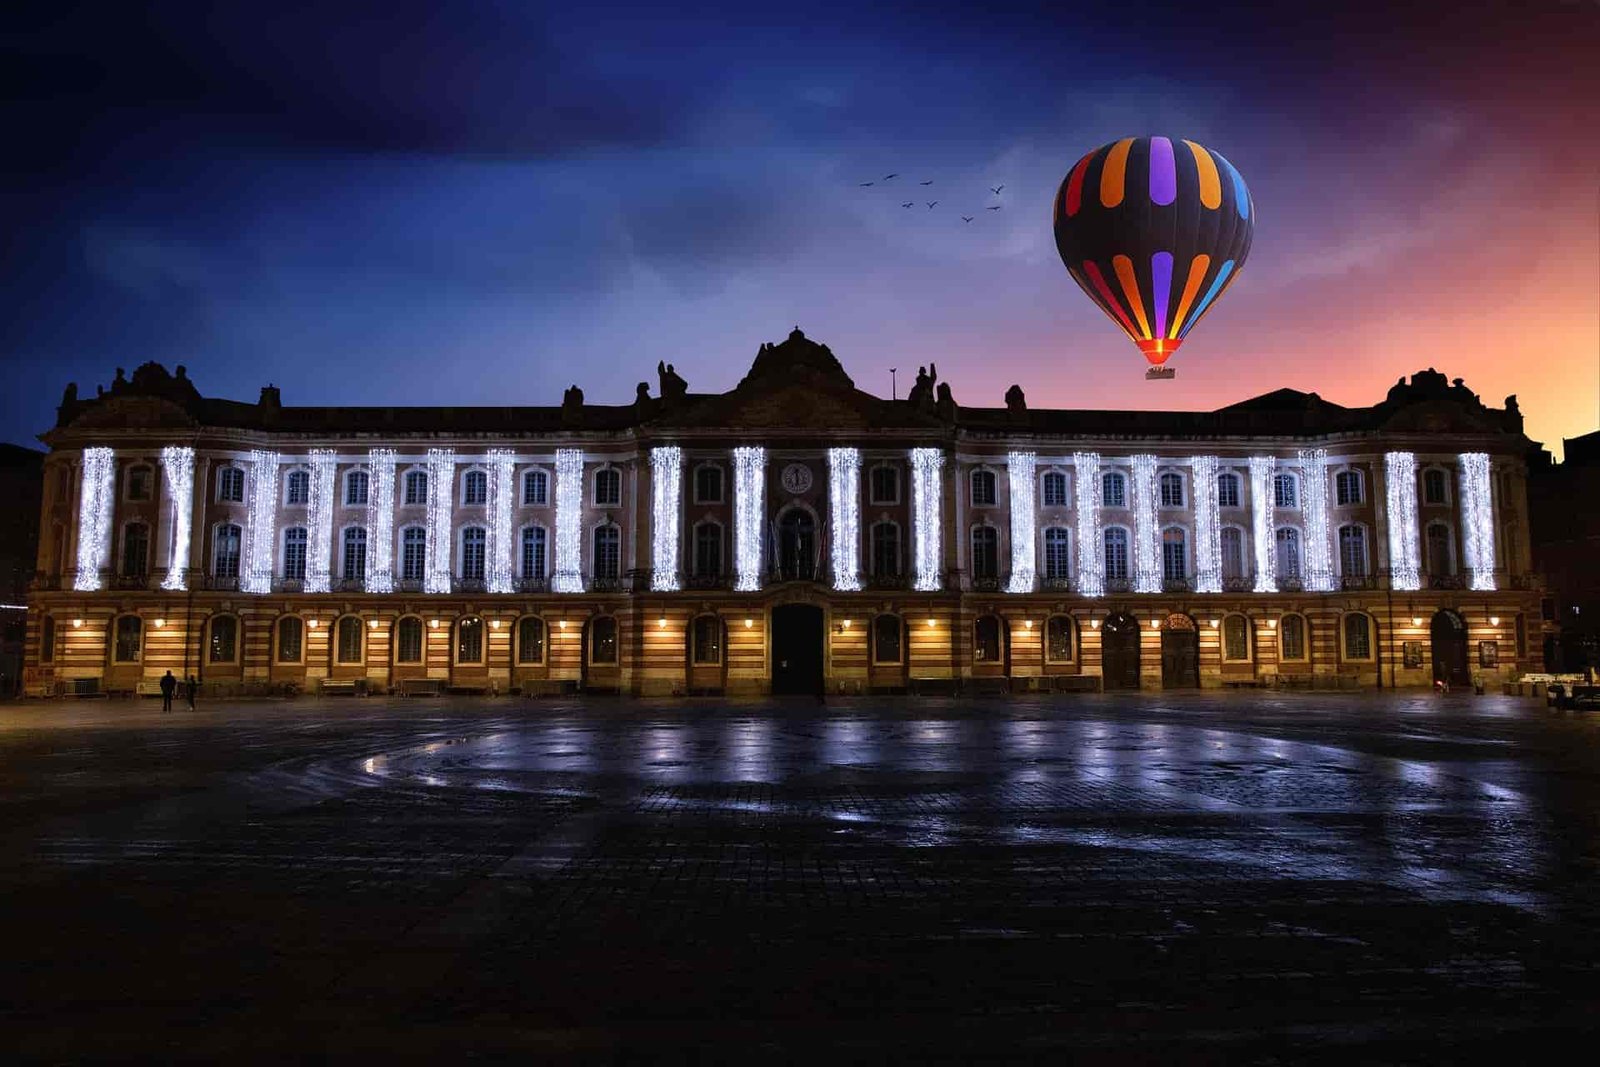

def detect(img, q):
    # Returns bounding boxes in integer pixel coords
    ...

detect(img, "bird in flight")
[926,201,938,209]
[859,181,874,187]
[883,173,899,180]
[902,201,914,208]
[961,215,974,223]
[919,180,933,185]
[990,185,1004,194]
[987,205,1002,210]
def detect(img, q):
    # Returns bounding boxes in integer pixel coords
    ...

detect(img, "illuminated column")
[910,447,944,592]
[1191,454,1221,594]
[733,446,767,592]
[1385,451,1420,591]
[1006,450,1036,593]
[1459,452,1497,591]
[159,445,195,591]
[650,446,683,591]
[828,447,861,592]
[425,447,455,594]
[1299,448,1333,591]
[1130,454,1160,593]
[1073,452,1103,597]
[73,447,115,591]
[552,448,585,593]
[242,450,280,594]
[486,449,516,593]
[1248,456,1276,593]
[304,449,336,593]
[366,449,396,593]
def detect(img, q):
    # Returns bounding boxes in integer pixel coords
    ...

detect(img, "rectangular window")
[286,470,308,505]
[346,471,369,506]
[1274,474,1297,509]
[521,527,546,579]
[1102,473,1126,508]
[523,470,548,506]
[283,529,307,580]
[594,469,621,506]
[1046,616,1073,662]
[1159,473,1184,508]
[1105,531,1129,581]
[336,617,363,664]
[1223,616,1249,661]
[694,524,722,577]
[1335,470,1361,506]
[971,528,998,579]
[1162,535,1186,580]
[219,467,245,502]
[1044,529,1071,580]
[971,470,997,507]
[1339,526,1367,576]
[126,467,152,501]
[404,471,428,506]
[1042,472,1068,508]
[694,466,723,503]
[401,529,426,582]
[464,471,487,506]
[594,527,620,579]
[1217,473,1239,509]
[692,615,721,664]
[343,529,367,581]
[461,529,486,580]
[870,466,898,504]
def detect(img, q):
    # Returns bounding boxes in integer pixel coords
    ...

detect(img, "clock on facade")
[780,463,813,494]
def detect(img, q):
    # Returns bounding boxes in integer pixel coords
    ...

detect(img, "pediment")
[68,395,198,430]
[1378,398,1500,434]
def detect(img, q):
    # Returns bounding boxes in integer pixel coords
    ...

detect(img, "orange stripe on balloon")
[1098,138,1134,208]
[1080,260,1139,340]
[1168,254,1211,338]
[1112,254,1151,339]
[1184,140,1221,209]
[1063,149,1094,217]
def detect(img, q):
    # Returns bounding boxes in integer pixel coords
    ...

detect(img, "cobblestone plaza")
[4,692,1598,1060]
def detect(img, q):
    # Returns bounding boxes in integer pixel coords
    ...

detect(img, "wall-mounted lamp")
[1488,615,1500,627]
[429,618,439,629]
[368,618,379,629]
[491,619,500,629]
[559,619,568,630]
[927,617,936,628]
[1023,619,1033,630]
[657,616,667,629]
[1267,618,1277,630]
[1089,618,1100,630]
[1151,617,1162,630]
[1209,618,1220,629]
[1412,616,1423,627]
[744,617,754,628]
[154,618,166,628]
[307,618,319,629]
[841,618,851,629]
[72,618,84,628]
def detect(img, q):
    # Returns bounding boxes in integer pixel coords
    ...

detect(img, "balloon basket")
[1145,367,1176,380]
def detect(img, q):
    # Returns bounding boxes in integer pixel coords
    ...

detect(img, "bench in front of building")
[397,678,445,697]
[319,678,368,697]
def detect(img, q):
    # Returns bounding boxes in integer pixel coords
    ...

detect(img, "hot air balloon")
[1053,137,1254,379]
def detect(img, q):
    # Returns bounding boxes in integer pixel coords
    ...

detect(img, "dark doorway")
[1431,609,1470,687]
[777,509,817,582]
[772,604,824,695]
[1161,614,1200,688]
[1102,612,1141,690]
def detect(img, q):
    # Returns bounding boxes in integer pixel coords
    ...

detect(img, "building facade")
[23,333,1546,697]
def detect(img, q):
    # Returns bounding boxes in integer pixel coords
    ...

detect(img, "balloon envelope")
[1053,137,1254,367]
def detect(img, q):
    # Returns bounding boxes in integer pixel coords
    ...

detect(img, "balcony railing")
[867,572,908,590]
[332,578,365,593]
[1222,574,1256,593]
[1039,575,1075,593]
[1340,573,1378,591]
[274,578,305,593]
[1426,572,1466,590]
[969,574,1002,593]
[203,573,241,592]
[110,573,150,590]
[1162,576,1192,593]
[686,573,731,590]
[517,575,549,593]
[591,575,627,593]
[1104,577,1133,594]
[454,577,487,594]
[29,572,62,591]
[395,578,424,593]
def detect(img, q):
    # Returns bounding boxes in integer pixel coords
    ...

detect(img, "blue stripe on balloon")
[1216,153,1250,219]
[1178,259,1235,338]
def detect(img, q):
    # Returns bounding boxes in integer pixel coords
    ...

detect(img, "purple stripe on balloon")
[1152,251,1174,337]
[1148,136,1176,205]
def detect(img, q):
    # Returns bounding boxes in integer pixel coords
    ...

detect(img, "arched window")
[692,615,722,664]
[463,469,488,506]
[214,523,242,578]
[345,470,369,506]
[1222,614,1250,662]
[1104,527,1129,581]
[460,527,486,580]
[400,527,426,582]
[342,527,367,581]
[218,466,245,502]
[285,469,309,505]
[593,525,621,580]
[970,469,997,507]
[522,469,548,506]
[395,617,424,664]
[1422,468,1448,505]
[1042,471,1068,507]
[873,613,902,664]
[112,615,142,663]
[1159,471,1184,508]
[125,464,153,501]
[871,521,899,577]
[517,616,545,664]
[974,615,1001,662]
[1045,615,1074,662]
[40,615,56,663]
[594,468,621,506]
[521,526,547,581]
[1342,613,1373,660]
[1102,471,1127,508]
[457,617,484,664]
[1043,527,1071,581]
[870,465,899,504]
[1162,527,1187,581]
[1425,522,1453,577]
[403,470,428,506]
[694,464,723,504]
[694,521,722,578]
[1275,527,1301,580]
[590,616,618,664]
[1220,527,1245,580]
[1273,473,1298,509]
[208,615,239,663]
[1338,524,1368,576]
[1217,472,1241,509]
[970,526,999,580]
[283,527,308,580]
[335,616,363,664]
[276,615,303,663]
[121,522,150,577]
[1279,614,1307,661]
[1335,469,1362,506]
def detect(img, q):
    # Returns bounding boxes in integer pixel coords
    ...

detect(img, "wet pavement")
[3,692,1599,1062]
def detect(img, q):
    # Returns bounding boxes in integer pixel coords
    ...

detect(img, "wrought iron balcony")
[1222,574,1256,593]
[273,578,305,593]
[1277,576,1305,593]
[1426,572,1466,590]
[686,573,731,590]
[591,575,628,593]
[331,578,365,593]
[1507,572,1543,591]
[202,573,241,592]
[1039,575,1075,593]
[866,572,908,591]
[1162,576,1192,593]
[1339,573,1378,591]
[394,578,424,593]
[517,575,549,593]
[454,577,487,594]
[969,574,1002,593]
[1104,577,1133,594]
[29,572,62,591]
[110,573,150,590]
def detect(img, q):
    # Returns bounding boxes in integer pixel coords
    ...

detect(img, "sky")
[3,0,1598,455]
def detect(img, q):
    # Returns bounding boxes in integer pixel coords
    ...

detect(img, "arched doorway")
[776,508,817,582]
[1161,613,1199,688]
[1431,609,1470,687]
[771,604,824,695]
[1101,612,1141,690]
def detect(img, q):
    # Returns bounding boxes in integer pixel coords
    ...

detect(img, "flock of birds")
[857,173,1006,223]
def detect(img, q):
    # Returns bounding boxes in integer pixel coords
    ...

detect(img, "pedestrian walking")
[185,674,198,711]
[158,670,176,713]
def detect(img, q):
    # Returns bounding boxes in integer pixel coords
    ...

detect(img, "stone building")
[23,332,1545,696]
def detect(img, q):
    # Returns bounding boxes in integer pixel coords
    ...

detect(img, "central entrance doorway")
[777,508,817,582]
[771,604,824,695]
[1102,612,1141,690]
[1161,613,1199,688]
[1432,609,1470,687]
